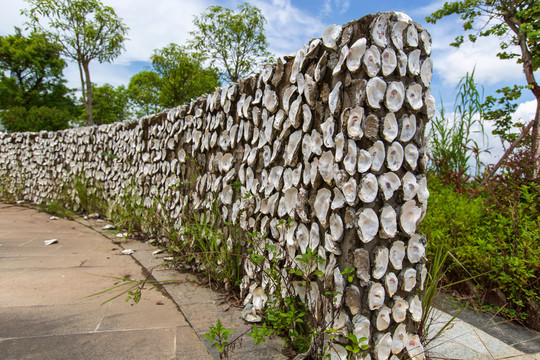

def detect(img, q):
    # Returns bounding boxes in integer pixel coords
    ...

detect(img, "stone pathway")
[0,202,538,360]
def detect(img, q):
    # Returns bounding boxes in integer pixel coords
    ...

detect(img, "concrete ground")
[0,202,538,360]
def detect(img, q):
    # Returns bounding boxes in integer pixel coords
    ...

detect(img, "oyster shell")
[359,173,378,203]
[263,88,279,113]
[392,323,408,354]
[319,150,335,185]
[342,177,357,206]
[385,272,399,297]
[392,296,409,323]
[344,140,357,175]
[389,241,406,270]
[417,176,429,203]
[333,45,349,76]
[347,106,364,140]
[329,82,342,115]
[421,30,432,55]
[366,77,387,109]
[391,21,408,50]
[357,149,372,173]
[284,130,302,166]
[282,86,297,113]
[364,45,381,77]
[408,234,426,263]
[397,50,407,77]
[404,143,419,170]
[406,84,423,110]
[297,222,309,254]
[400,200,422,235]
[375,332,393,360]
[409,294,423,322]
[373,247,389,280]
[334,132,345,162]
[378,172,401,201]
[402,172,418,201]
[402,267,417,292]
[369,140,386,172]
[381,48,397,76]
[420,58,433,87]
[425,93,436,119]
[379,204,397,238]
[315,188,332,227]
[304,74,317,107]
[406,24,419,47]
[371,13,389,47]
[368,282,385,310]
[322,24,342,50]
[387,142,404,171]
[346,38,367,72]
[353,315,371,348]
[357,208,379,243]
[400,114,416,142]
[321,117,336,148]
[385,82,405,113]
[406,334,425,360]
[314,51,328,83]
[376,306,392,331]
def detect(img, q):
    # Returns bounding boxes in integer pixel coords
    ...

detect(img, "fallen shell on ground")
[242,303,262,322]
[252,287,268,311]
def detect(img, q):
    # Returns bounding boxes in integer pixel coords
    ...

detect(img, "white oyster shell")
[357,208,379,243]
[392,296,409,323]
[359,173,378,203]
[357,149,372,173]
[392,323,408,354]
[347,106,364,140]
[400,200,422,235]
[397,50,407,76]
[376,306,392,331]
[369,140,386,172]
[373,247,389,280]
[387,142,404,171]
[366,77,387,109]
[391,21,408,50]
[408,49,421,76]
[346,38,367,72]
[400,114,416,142]
[334,132,345,162]
[333,45,349,76]
[402,172,418,201]
[385,272,399,297]
[406,84,423,110]
[404,143,419,170]
[375,332,393,360]
[319,150,335,185]
[420,58,433,87]
[385,82,405,113]
[406,24,419,47]
[408,234,426,263]
[263,88,278,113]
[382,48,397,76]
[371,13,389,47]
[329,82,342,115]
[417,176,429,203]
[364,45,381,77]
[402,267,417,292]
[368,282,385,310]
[297,223,309,254]
[353,315,370,348]
[315,188,332,227]
[421,30,432,55]
[342,177,357,206]
[409,295,423,322]
[406,333,425,360]
[322,24,342,50]
[389,241,406,270]
[344,140,357,175]
[379,204,397,239]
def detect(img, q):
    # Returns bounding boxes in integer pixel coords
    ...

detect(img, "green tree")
[90,83,131,124]
[0,28,76,132]
[127,70,161,117]
[23,0,129,126]
[189,2,273,82]
[427,0,540,170]
[0,28,73,109]
[127,44,220,113]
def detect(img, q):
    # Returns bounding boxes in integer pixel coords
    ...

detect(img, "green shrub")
[420,176,540,319]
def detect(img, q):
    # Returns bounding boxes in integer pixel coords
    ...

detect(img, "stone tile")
[175,326,212,359]
[0,328,176,360]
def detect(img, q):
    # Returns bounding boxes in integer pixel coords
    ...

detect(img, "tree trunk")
[82,61,95,126]
[533,99,540,176]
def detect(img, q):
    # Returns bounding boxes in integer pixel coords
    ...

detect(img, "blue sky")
[1,0,537,163]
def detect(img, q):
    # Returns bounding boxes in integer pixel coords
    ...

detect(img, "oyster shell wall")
[0,11,432,360]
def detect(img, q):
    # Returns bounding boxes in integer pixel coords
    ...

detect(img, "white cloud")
[0,0,26,35]
[251,0,326,56]
[321,0,350,16]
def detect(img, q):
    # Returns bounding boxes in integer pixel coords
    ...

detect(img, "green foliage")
[419,176,540,318]
[127,44,220,113]
[426,0,539,154]
[189,2,273,82]
[0,28,77,132]
[0,106,72,132]
[88,83,131,124]
[23,0,129,126]
[428,71,486,186]
[203,319,235,357]
[126,70,162,117]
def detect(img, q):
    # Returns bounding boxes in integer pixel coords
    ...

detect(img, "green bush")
[420,176,540,319]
